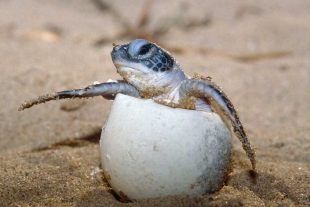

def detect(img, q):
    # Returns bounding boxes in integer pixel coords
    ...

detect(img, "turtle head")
[111,39,186,97]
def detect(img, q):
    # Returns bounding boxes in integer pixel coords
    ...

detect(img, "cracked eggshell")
[100,94,232,200]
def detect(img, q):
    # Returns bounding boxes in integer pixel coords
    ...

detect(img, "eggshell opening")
[100,94,232,200]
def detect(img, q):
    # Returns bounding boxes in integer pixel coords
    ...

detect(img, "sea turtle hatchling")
[19,39,256,170]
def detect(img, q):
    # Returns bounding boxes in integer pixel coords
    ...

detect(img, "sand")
[0,0,309,206]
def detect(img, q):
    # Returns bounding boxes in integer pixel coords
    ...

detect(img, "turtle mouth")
[115,64,138,71]
[115,65,143,79]
[114,63,124,69]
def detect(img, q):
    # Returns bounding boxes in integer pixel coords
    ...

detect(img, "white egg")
[100,94,232,200]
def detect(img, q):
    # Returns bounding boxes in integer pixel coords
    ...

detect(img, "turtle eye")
[128,39,155,59]
[138,44,151,55]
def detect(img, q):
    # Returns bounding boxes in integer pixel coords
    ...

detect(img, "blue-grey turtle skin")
[19,39,256,170]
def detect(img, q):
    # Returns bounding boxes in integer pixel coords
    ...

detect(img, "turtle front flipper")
[18,81,140,111]
[179,78,256,170]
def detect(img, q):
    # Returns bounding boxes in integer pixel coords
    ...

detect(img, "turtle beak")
[111,44,129,64]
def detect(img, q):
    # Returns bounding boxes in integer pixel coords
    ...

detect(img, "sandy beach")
[0,0,309,206]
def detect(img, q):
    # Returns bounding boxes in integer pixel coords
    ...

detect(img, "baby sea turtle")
[19,39,256,170]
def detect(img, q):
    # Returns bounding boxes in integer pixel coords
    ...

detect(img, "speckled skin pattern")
[19,39,256,170]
